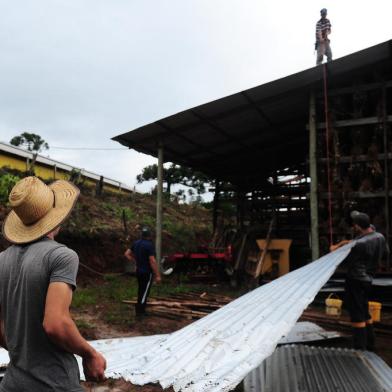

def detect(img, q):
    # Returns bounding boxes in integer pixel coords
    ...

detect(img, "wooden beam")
[312,115,392,130]
[156,144,164,268]
[382,85,390,268]
[309,91,320,260]
[317,80,392,98]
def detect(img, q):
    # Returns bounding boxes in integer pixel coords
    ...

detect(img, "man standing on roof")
[331,211,386,350]
[124,227,161,317]
[316,8,332,65]
[0,176,106,392]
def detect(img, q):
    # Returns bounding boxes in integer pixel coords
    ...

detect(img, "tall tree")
[10,132,49,153]
[10,132,49,172]
[137,163,211,195]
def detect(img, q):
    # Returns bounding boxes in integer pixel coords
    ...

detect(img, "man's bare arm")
[43,282,106,381]
[0,306,7,350]
[149,256,162,283]
[124,249,135,262]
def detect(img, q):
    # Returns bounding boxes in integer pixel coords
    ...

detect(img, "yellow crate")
[368,301,382,322]
[325,294,342,316]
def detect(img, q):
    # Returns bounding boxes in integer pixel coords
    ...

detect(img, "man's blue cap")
[321,8,327,14]
[141,227,152,238]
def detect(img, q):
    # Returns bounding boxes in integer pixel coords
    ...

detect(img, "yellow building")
[0,141,133,194]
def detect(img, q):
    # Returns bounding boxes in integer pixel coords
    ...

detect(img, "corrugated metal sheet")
[0,321,340,378]
[0,245,353,391]
[85,244,352,391]
[243,345,392,392]
[278,321,341,344]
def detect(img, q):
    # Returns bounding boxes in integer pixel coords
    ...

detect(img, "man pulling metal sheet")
[331,211,387,350]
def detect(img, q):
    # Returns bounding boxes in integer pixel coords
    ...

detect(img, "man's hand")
[82,350,107,382]
[330,240,351,252]
[124,249,134,263]
[154,274,162,284]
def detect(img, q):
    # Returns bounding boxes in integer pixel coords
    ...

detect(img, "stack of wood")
[123,291,233,320]
[301,309,392,338]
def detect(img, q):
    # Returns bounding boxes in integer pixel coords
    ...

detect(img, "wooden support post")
[309,91,320,260]
[53,164,57,180]
[95,175,104,196]
[156,144,164,266]
[382,86,390,268]
[213,180,220,234]
[236,190,245,229]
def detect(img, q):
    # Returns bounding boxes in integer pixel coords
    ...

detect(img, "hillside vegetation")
[0,169,212,273]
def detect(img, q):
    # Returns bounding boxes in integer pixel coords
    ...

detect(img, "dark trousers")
[345,278,372,322]
[136,272,153,315]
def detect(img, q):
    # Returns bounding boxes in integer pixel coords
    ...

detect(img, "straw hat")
[2,176,79,244]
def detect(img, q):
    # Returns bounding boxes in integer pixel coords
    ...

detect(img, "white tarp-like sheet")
[0,245,352,391]
[86,244,352,391]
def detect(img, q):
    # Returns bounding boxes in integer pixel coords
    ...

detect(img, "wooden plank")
[123,300,221,309]
[314,115,392,130]
[254,217,276,278]
[316,80,392,97]
[319,152,392,163]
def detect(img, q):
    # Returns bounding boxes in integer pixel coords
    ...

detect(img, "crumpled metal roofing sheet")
[0,349,8,369]
[278,321,341,344]
[87,245,352,391]
[243,345,392,392]
[0,245,352,391]
[0,321,341,378]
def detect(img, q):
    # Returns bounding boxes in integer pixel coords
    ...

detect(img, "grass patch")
[75,319,95,330]
[103,303,134,326]
[72,288,98,308]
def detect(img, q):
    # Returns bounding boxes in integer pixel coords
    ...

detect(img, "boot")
[352,327,367,350]
[366,324,376,351]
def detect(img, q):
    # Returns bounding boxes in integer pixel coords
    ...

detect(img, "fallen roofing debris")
[0,321,341,382]
[278,321,342,344]
[0,245,357,391]
[243,345,392,392]
[87,244,353,391]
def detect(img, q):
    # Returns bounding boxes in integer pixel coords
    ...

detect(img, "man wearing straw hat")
[0,176,106,391]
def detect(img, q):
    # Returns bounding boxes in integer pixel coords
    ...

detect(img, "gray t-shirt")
[0,238,83,392]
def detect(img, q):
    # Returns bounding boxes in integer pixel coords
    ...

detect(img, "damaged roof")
[113,40,392,188]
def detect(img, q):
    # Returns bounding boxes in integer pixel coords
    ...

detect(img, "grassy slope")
[0,175,212,272]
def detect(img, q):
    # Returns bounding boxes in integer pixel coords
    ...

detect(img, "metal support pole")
[309,91,320,260]
[156,144,164,266]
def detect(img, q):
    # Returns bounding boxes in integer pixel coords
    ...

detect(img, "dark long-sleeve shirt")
[344,231,386,282]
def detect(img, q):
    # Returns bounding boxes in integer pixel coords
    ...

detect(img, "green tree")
[10,132,49,172]
[136,163,211,195]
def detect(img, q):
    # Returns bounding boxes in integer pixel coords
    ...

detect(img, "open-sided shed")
[113,40,392,265]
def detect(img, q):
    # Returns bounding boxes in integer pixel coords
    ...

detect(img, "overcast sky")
[1,1,391,192]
